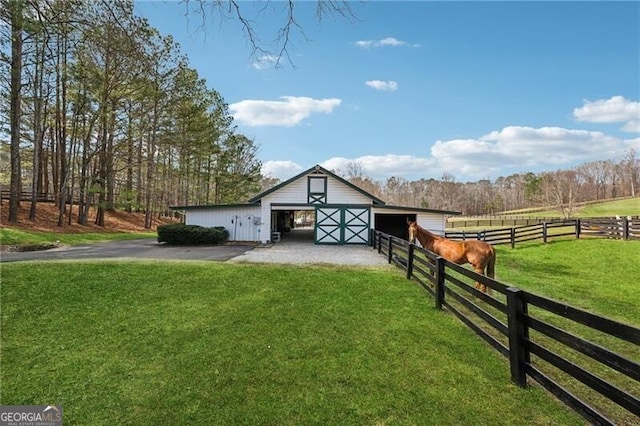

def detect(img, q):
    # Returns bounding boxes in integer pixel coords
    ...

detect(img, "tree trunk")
[8,0,24,223]
[56,33,69,227]
[125,103,134,213]
[29,32,47,221]
[106,101,117,211]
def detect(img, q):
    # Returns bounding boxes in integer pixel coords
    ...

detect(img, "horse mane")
[415,223,443,241]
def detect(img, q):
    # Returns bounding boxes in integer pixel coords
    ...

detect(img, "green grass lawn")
[0,227,156,247]
[495,239,640,326]
[1,262,582,425]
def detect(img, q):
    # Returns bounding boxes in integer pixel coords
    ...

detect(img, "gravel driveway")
[227,228,389,267]
[227,241,389,267]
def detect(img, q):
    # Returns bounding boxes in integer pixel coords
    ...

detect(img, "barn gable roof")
[247,164,386,205]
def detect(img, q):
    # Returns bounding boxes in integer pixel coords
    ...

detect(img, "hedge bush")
[157,223,229,245]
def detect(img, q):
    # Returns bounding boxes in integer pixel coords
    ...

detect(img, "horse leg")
[473,265,488,293]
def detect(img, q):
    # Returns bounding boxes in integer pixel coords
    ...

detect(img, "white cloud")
[262,126,640,182]
[622,120,640,133]
[365,80,398,92]
[573,96,640,132]
[431,126,634,176]
[353,37,408,48]
[230,96,342,127]
[251,54,278,70]
[321,155,437,181]
[261,160,303,180]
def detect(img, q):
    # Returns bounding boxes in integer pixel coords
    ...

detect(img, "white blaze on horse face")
[408,223,416,243]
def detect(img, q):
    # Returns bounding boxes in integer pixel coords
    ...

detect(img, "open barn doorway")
[272,210,316,243]
[374,213,416,240]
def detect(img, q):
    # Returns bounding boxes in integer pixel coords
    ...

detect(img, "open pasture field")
[495,197,640,220]
[495,239,640,326]
[1,261,582,425]
[447,197,640,231]
[523,197,640,219]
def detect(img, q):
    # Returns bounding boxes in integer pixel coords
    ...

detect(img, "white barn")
[172,165,459,245]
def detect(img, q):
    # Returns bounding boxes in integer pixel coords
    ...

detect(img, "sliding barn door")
[315,206,369,245]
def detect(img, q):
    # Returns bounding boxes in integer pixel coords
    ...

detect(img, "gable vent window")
[308,176,327,204]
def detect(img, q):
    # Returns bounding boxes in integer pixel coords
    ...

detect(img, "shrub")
[157,224,229,245]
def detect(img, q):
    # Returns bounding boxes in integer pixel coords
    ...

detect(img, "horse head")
[407,220,418,244]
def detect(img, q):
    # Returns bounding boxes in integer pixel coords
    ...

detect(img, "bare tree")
[541,170,582,219]
[181,0,356,67]
[623,148,639,197]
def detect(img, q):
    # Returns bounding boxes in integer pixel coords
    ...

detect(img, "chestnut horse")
[408,220,496,293]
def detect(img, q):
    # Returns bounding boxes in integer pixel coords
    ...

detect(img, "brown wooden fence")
[580,217,640,241]
[447,216,555,228]
[0,190,56,203]
[445,217,639,247]
[371,231,640,425]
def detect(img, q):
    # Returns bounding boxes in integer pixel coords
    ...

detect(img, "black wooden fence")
[371,230,640,425]
[445,217,640,247]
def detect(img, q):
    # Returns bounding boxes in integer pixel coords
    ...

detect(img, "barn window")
[308,176,327,204]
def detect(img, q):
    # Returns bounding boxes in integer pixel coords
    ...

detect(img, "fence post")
[542,222,548,243]
[623,217,630,240]
[510,227,516,249]
[406,244,414,279]
[435,256,446,310]
[575,219,581,239]
[387,236,393,264]
[506,287,529,388]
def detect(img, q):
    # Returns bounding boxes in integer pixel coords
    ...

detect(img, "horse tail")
[487,246,496,278]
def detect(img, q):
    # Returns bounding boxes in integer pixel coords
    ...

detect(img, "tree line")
[333,152,639,217]
[1,0,262,228]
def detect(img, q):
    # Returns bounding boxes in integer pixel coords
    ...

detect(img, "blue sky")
[134,1,640,182]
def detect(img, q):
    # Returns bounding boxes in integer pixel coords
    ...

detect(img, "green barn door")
[315,206,370,245]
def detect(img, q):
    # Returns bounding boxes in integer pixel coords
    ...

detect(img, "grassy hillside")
[449,197,639,229]
[500,197,639,218]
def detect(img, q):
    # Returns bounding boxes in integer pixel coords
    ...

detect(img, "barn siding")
[260,202,272,243]
[186,206,261,241]
[262,172,374,205]
[417,213,447,235]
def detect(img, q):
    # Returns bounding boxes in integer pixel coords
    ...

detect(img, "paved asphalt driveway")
[1,236,390,267]
[0,238,254,263]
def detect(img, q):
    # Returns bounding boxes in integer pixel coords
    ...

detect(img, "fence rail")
[445,217,639,246]
[1,190,98,207]
[371,230,640,425]
[447,216,555,228]
[0,190,56,203]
